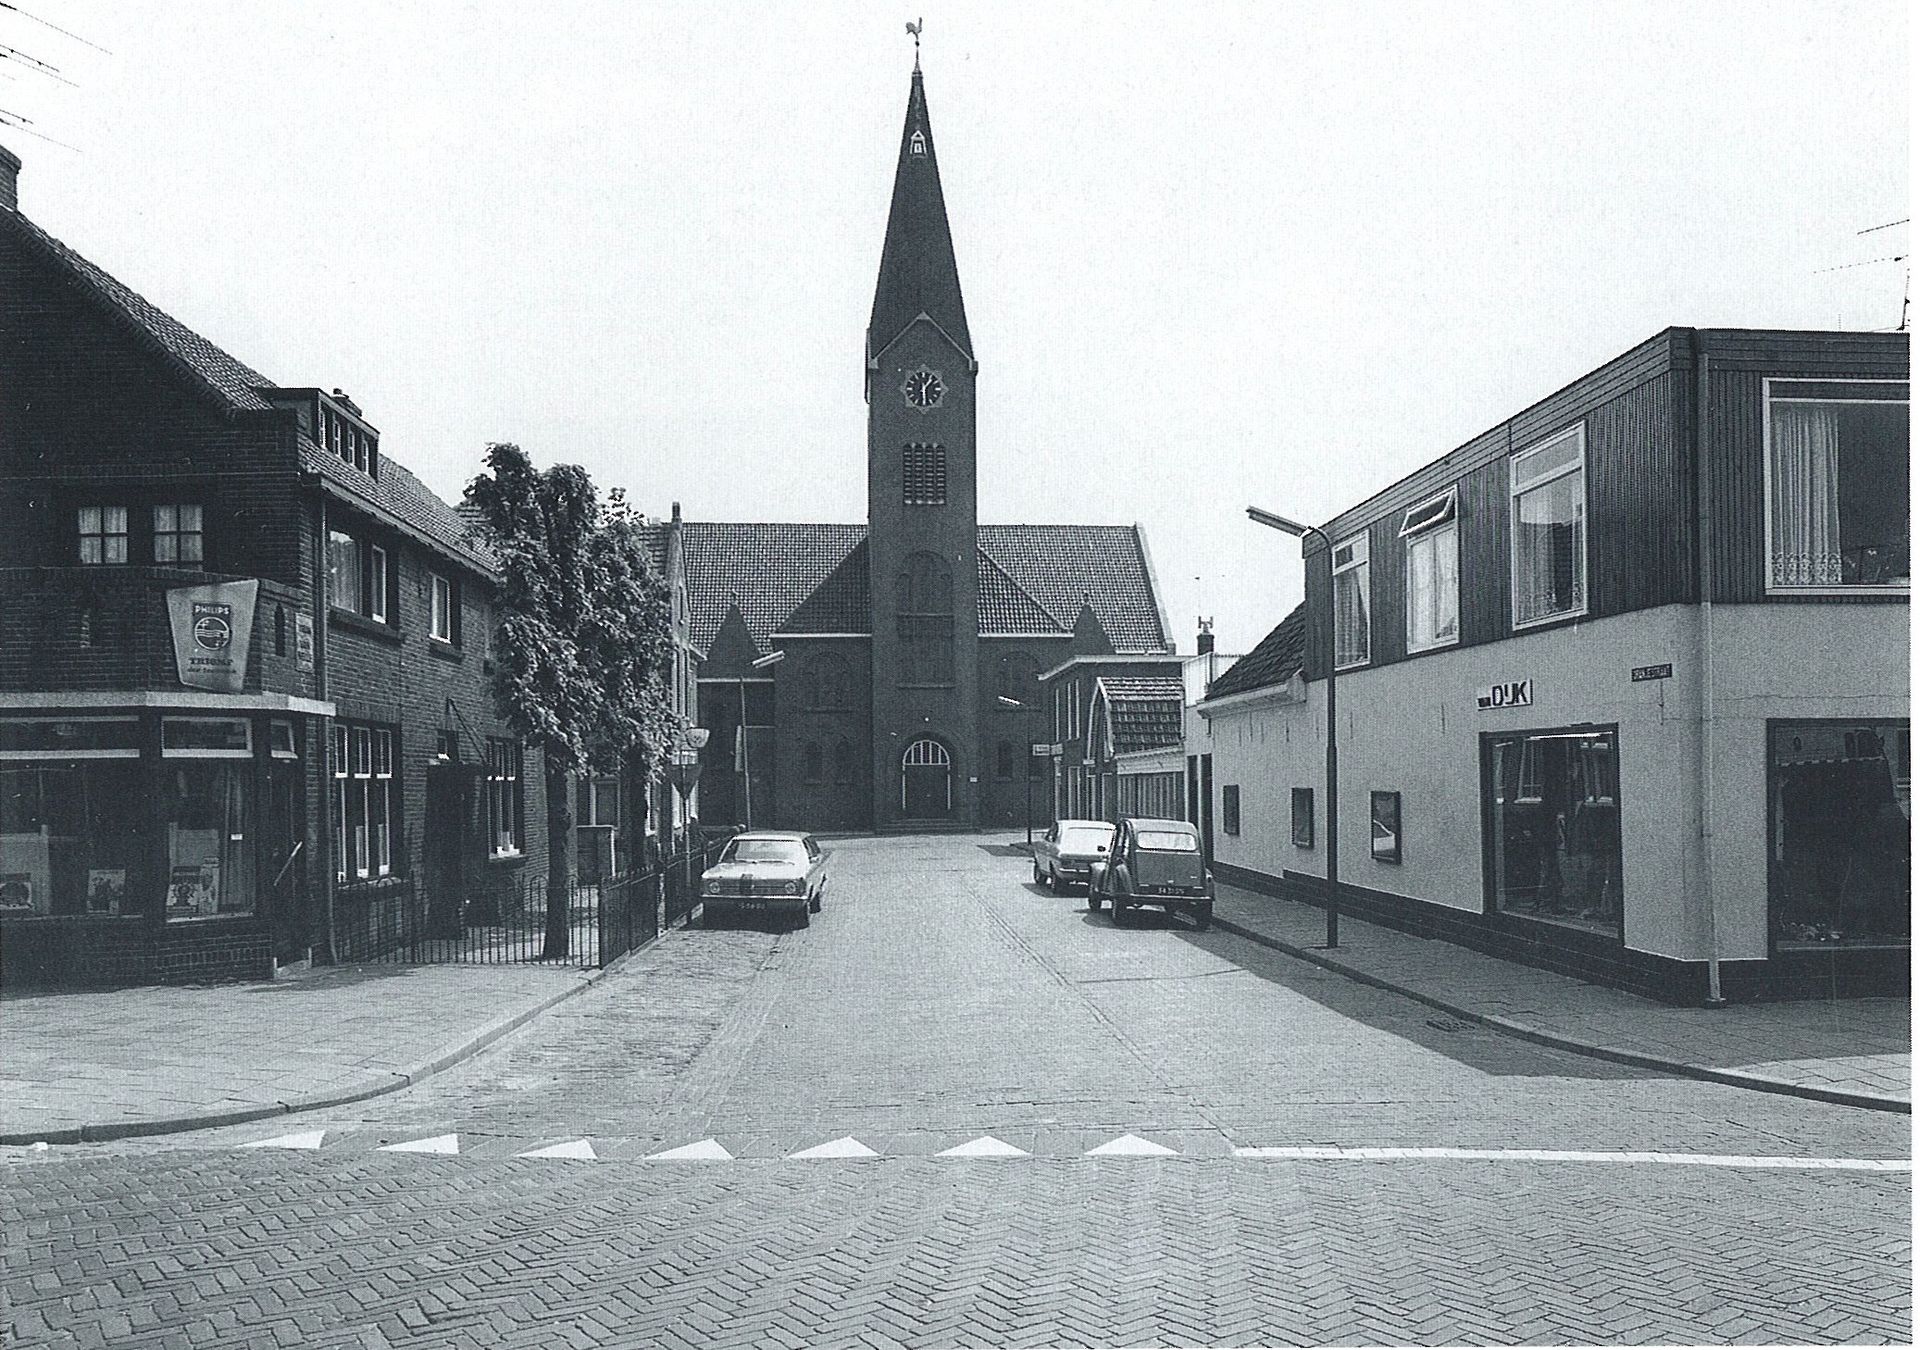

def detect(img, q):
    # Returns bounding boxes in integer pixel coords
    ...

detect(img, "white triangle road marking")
[938,1135,1030,1158]
[379,1133,460,1155]
[789,1135,880,1160]
[1087,1133,1177,1157]
[517,1139,597,1161]
[236,1129,326,1151]
[648,1138,733,1161]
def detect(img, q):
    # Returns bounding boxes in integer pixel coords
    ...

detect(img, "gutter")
[1691,332,1725,1007]
[305,470,338,966]
[1197,671,1307,718]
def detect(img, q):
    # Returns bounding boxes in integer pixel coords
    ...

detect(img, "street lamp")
[996,694,1035,848]
[740,649,785,829]
[1248,505,1339,950]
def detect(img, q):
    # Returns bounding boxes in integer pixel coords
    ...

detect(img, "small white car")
[1030,819,1115,893]
[700,831,828,929]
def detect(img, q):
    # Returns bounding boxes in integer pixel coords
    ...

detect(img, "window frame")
[77,505,129,566]
[430,573,456,644]
[152,504,205,567]
[1508,424,1589,631]
[328,529,363,616]
[1221,783,1241,836]
[1761,377,1911,597]
[1400,488,1460,654]
[367,545,390,623]
[1370,790,1402,864]
[1331,532,1370,671]
[486,737,524,857]
[1291,786,1314,849]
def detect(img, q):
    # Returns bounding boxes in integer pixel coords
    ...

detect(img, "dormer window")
[318,400,379,478]
[910,130,926,156]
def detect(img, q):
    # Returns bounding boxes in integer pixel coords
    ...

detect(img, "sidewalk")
[1211,880,1910,1112]
[0,961,605,1145]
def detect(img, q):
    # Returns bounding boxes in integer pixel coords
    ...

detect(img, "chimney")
[0,144,20,213]
[1196,617,1215,656]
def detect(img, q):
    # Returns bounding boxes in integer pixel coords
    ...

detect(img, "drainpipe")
[312,477,338,965]
[1692,333,1725,1007]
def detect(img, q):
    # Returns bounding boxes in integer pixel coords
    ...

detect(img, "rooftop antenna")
[906,17,922,72]
[1815,218,1910,331]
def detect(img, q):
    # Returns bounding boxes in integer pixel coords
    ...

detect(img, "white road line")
[379,1134,460,1155]
[1231,1146,1913,1172]
[789,1136,880,1160]
[516,1139,597,1161]
[938,1135,1031,1158]
[647,1138,733,1161]
[1087,1133,1178,1157]
[236,1130,326,1151]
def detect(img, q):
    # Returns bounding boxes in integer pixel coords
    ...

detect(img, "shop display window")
[162,760,256,921]
[162,717,251,755]
[0,760,144,916]
[1769,720,1910,949]
[1484,727,1621,934]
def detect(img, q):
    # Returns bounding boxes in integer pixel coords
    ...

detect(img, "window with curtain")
[1331,534,1369,669]
[332,722,398,880]
[1400,490,1458,652]
[1767,383,1909,589]
[328,530,363,614]
[486,738,523,856]
[153,505,204,566]
[1511,426,1587,626]
[77,506,128,565]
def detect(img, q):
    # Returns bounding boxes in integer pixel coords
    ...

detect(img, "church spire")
[868,60,972,365]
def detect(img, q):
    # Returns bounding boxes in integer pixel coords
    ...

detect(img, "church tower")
[866,60,981,825]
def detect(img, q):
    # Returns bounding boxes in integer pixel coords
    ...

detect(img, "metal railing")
[337,829,735,970]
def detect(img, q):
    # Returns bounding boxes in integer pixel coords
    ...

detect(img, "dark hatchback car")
[1088,817,1214,930]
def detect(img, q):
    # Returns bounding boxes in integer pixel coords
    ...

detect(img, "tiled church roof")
[978,525,1168,653]
[1205,603,1307,700]
[679,521,1170,657]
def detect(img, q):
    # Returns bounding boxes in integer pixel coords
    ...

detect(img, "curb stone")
[1211,913,1911,1116]
[0,919,695,1149]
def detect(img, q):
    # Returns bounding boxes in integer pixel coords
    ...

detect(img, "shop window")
[802,743,824,785]
[1484,726,1621,934]
[1291,787,1314,849]
[1370,791,1401,864]
[0,757,144,916]
[77,506,128,565]
[1510,426,1587,627]
[0,718,140,758]
[1400,490,1458,652]
[1765,381,1909,590]
[1768,720,1910,948]
[161,718,251,756]
[487,738,524,856]
[431,573,457,644]
[333,721,399,881]
[1222,784,1241,836]
[152,505,205,566]
[1331,534,1369,669]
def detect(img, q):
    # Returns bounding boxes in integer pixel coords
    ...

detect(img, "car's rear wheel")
[1110,899,1128,926]
[1086,889,1103,913]
[1193,903,1213,932]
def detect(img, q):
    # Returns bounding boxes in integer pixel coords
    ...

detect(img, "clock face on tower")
[901,366,946,411]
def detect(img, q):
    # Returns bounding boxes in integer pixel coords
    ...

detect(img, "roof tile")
[1206,603,1306,700]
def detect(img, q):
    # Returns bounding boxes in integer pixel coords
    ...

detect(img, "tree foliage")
[464,443,674,779]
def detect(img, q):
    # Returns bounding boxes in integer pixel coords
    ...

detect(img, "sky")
[3,2,1908,654]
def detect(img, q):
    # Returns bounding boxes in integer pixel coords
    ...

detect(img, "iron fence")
[335,829,736,970]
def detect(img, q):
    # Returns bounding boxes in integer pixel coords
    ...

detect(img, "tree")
[464,444,674,957]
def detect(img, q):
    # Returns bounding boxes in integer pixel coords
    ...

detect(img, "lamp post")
[740,650,785,830]
[1247,505,1339,949]
[996,694,1034,848]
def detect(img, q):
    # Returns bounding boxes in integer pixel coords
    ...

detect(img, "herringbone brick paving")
[4,835,1911,1347]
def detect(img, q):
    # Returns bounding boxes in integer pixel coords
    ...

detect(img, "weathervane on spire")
[906,17,922,72]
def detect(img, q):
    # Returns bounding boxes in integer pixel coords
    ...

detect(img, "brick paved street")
[5,835,1911,1347]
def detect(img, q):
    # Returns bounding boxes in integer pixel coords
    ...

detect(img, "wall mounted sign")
[1631,663,1673,682]
[295,611,316,674]
[167,579,259,693]
[1476,679,1533,711]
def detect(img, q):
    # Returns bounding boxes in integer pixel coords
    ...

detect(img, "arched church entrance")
[901,738,953,819]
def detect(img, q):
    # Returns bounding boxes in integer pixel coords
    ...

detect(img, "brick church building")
[682,63,1173,832]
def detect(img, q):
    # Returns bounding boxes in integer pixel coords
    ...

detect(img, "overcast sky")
[5,2,1908,653]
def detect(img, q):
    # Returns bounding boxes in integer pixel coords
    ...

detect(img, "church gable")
[680,522,868,655]
[979,524,1169,653]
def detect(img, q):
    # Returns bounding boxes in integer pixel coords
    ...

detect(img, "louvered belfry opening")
[903,443,947,505]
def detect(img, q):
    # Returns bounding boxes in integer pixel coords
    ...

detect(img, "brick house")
[681,65,1172,833]
[0,146,547,985]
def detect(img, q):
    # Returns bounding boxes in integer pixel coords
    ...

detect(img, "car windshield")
[722,839,807,865]
[1135,830,1199,852]
[1060,826,1113,851]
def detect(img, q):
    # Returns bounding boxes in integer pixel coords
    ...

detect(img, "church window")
[910,130,926,156]
[898,550,954,686]
[903,443,947,506]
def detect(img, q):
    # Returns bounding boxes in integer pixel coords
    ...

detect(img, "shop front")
[0,704,325,986]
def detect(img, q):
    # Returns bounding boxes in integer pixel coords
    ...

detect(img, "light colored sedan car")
[700,831,829,929]
[1030,819,1115,893]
